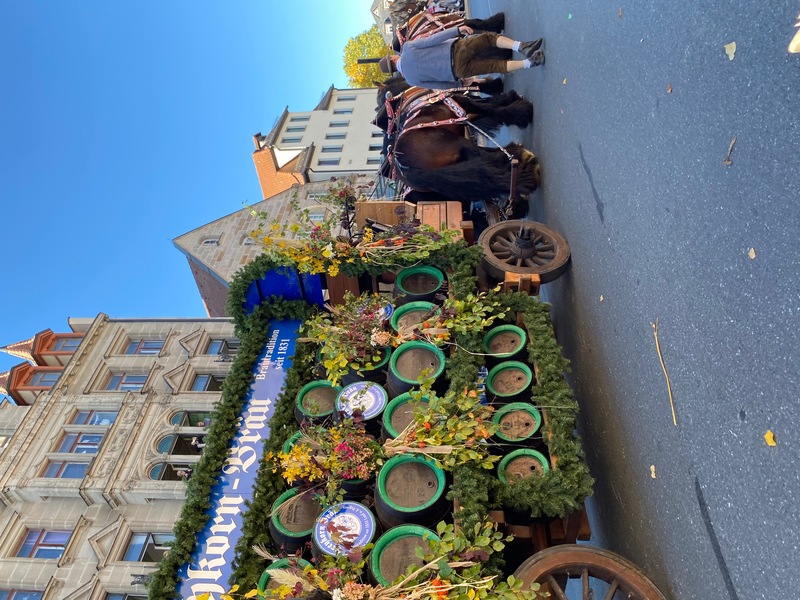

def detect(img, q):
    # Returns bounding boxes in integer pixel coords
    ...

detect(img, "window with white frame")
[57,432,104,454]
[326,133,346,140]
[27,371,61,387]
[124,339,164,355]
[42,461,89,479]
[290,115,310,122]
[205,339,240,355]
[123,533,175,562]
[321,145,343,153]
[333,108,353,115]
[318,158,341,166]
[71,410,118,426]
[329,121,349,128]
[337,95,356,102]
[53,338,82,351]
[0,591,44,600]
[286,125,306,133]
[16,530,71,559]
[105,373,148,392]
[191,374,225,392]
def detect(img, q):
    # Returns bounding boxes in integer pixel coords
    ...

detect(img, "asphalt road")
[464,1,800,598]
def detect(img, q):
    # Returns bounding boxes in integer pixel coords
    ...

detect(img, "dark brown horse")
[377,86,540,218]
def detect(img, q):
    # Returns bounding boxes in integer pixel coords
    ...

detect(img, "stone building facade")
[173,174,373,317]
[0,314,236,600]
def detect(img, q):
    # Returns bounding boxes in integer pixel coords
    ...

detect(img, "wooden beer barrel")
[269,488,322,553]
[497,448,550,484]
[483,324,528,367]
[375,454,449,529]
[393,265,444,306]
[387,341,446,398]
[295,380,340,425]
[491,402,542,448]
[257,557,311,596]
[369,525,439,586]
[486,361,534,404]
[381,392,430,439]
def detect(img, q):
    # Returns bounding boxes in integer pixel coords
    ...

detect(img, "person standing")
[380,25,544,89]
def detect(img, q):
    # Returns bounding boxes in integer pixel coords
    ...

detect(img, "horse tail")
[400,148,517,203]
[465,12,505,33]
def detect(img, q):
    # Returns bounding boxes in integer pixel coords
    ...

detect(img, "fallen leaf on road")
[764,430,777,446]
[723,135,737,165]
[724,41,737,61]
[748,247,756,259]
[600,295,604,302]
[667,83,673,93]
[568,12,573,20]
[650,465,657,479]
[563,78,567,85]
[618,7,623,19]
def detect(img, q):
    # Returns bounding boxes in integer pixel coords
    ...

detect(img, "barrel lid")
[313,501,377,555]
[337,381,388,420]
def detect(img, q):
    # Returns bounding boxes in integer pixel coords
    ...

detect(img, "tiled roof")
[0,336,36,364]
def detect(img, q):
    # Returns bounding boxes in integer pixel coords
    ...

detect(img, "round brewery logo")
[313,502,376,555]
[337,382,387,420]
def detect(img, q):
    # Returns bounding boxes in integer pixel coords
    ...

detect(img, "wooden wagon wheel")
[478,220,571,284]
[513,545,667,600]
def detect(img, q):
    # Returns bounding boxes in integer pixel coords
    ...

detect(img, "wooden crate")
[415,201,473,243]
[354,200,416,230]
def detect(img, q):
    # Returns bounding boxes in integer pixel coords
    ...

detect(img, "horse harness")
[397,11,465,47]
[384,86,474,180]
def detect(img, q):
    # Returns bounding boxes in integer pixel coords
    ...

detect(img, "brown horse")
[377,86,540,217]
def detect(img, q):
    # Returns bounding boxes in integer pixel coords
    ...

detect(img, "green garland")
[147,298,311,600]
[448,291,594,524]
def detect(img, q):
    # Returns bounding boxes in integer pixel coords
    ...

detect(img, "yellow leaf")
[229,585,240,593]
[764,430,777,446]
[724,41,736,61]
[562,78,567,85]
[650,465,656,479]
[244,590,260,598]
[197,595,211,600]
[748,247,756,259]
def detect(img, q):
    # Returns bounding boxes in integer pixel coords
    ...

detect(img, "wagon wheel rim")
[477,219,570,284]
[513,545,668,600]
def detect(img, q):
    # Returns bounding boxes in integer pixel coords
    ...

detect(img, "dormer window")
[53,338,81,352]
[201,237,220,246]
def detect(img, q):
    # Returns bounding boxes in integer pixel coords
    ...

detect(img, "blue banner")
[176,320,300,600]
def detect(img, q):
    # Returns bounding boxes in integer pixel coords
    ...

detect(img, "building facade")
[0,315,237,600]
[252,86,384,197]
[173,174,374,317]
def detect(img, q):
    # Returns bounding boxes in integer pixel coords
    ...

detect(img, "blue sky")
[0,1,376,378]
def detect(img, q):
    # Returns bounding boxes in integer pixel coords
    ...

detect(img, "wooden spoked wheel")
[478,220,571,284]
[513,545,667,600]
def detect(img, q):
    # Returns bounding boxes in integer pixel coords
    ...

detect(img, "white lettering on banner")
[181,323,300,600]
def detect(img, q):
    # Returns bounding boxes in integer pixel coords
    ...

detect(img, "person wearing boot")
[379,25,544,89]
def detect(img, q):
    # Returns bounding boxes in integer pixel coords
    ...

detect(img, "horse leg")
[465,12,505,33]
[505,142,541,197]
[458,93,534,130]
